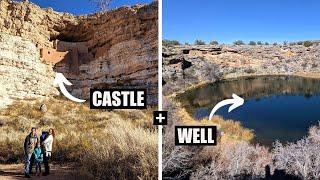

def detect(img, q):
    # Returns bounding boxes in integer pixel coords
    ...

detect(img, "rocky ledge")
[163,44,320,95]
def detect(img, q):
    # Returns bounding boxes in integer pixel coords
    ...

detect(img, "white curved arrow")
[209,93,244,120]
[53,73,86,103]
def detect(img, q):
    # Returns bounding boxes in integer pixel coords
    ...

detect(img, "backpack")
[40,131,49,144]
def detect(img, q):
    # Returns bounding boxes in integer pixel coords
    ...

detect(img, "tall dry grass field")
[0,98,157,179]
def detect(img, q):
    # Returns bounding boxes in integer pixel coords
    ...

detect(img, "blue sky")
[163,0,320,44]
[29,0,153,15]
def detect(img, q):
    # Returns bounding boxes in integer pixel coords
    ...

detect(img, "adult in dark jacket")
[23,127,39,178]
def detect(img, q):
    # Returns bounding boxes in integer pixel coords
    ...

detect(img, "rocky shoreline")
[163,44,320,95]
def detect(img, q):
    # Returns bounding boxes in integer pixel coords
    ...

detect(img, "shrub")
[191,142,272,179]
[233,40,245,45]
[194,39,206,45]
[303,41,313,47]
[163,100,320,179]
[163,147,198,179]
[273,42,278,46]
[244,68,256,74]
[289,42,296,46]
[162,99,255,179]
[163,39,181,47]
[249,41,256,45]
[0,99,157,178]
[273,123,320,179]
[297,41,303,45]
[209,40,219,45]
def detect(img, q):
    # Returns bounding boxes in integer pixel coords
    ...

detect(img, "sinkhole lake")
[178,76,320,146]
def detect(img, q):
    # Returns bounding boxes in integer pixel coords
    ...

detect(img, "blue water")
[178,76,320,145]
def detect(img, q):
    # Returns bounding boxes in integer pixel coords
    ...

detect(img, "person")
[23,127,39,178]
[42,128,54,176]
[33,142,43,176]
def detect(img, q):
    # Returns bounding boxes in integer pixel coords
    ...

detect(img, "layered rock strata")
[0,0,158,105]
[163,44,320,95]
[0,33,58,107]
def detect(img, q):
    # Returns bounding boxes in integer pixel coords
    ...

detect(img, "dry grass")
[164,98,320,179]
[177,108,254,142]
[163,99,256,179]
[0,99,157,179]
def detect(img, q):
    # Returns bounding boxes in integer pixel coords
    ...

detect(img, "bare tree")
[90,0,112,12]
[190,142,272,179]
[273,123,320,179]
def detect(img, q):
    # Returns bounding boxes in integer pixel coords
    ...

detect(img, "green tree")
[209,40,219,45]
[233,40,245,45]
[265,42,269,45]
[303,41,313,47]
[297,41,303,45]
[163,39,181,47]
[257,41,262,45]
[194,39,206,45]
[249,41,256,45]
[289,42,296,46]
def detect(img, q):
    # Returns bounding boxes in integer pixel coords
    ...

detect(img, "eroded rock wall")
[55,3,158,103]
[163,44,320,95]
[0,0,158,105]
[0,33,58,107]
[0,0,78,47]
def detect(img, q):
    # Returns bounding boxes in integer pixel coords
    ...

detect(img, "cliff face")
[0,0,158,105]
[0,0,78,47]
[55,3,158,103]
[0,33,59,107]
[163,44,320,95]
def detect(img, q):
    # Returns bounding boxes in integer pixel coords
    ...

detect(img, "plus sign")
[156,113,165,123]
[153,111,168,125]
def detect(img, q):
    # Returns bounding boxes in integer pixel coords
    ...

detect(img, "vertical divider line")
[158,0,163,179]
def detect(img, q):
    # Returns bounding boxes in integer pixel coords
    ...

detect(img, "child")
[33,142,43,176]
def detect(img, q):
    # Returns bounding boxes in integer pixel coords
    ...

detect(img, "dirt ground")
[0,163,78,180]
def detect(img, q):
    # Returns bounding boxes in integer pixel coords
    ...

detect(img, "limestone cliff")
[54,3,158,103]
[0,0,158,105]
[0,0,78,47]
[0,33,58,107]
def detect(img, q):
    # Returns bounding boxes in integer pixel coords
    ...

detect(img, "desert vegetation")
[303,41,314,47]
[249,41,256,45]
[163,98,320,179]
[233,40,245,45]
[164,39,316,47]
[163,39,181,47]
[194,39,206,45]
[0,98,157,179]
[209,40,219,45]
[273,124,320,179]
[90,0,112,11]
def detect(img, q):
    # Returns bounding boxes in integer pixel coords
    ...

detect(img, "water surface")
[178,76,320,145]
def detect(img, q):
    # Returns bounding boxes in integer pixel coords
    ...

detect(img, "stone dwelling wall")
[40,47,69,64]
[0,0,158,105]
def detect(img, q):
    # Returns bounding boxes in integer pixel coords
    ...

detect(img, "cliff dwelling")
[39,40,92,74]
[0,0,158,104]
